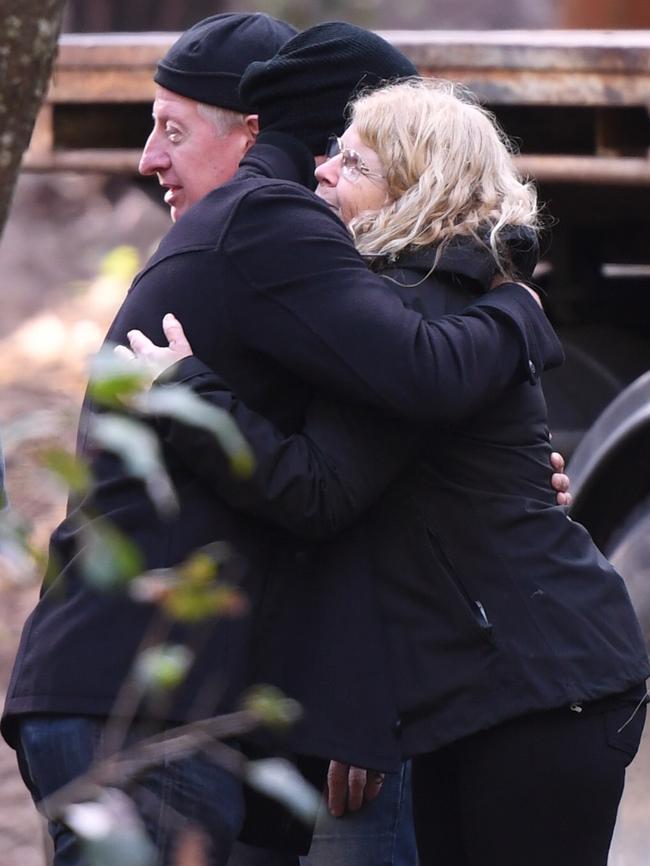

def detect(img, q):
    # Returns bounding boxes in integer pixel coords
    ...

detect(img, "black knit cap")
[154,13,297,113]
[239,22,418,155]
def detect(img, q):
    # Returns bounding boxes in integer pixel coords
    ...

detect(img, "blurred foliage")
[130,545,248,622]
[90,413,179,517]
[134,643,195,694]
[40,447,92,496]
[64,788,158,866]
[0,285,316,853]
[77,516,145,590]
[136,385,256,479]
[246,757,320,824]
[99,245,141,284]
[242,684,302,730]
[88,347,151,408]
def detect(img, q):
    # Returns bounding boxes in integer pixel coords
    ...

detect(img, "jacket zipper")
[427,528,493,636]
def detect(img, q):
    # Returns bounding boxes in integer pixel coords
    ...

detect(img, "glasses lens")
[341,150,362,182]
[325,136,341,159]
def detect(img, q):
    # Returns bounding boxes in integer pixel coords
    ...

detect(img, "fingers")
[162,312,191,352]
[550,451,565,472]
[126,329,154,356]
[326,763,384,816]
[347,766,367,812]
[363,771,385,803]
[114,344,135,362]
[556,490,573,507]
[551,472,569,494]
[327,761,349,817]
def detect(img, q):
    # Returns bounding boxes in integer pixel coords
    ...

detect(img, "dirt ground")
[0,172,169,866]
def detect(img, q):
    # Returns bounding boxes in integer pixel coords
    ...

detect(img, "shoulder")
[376,247,478,317]
[221,180,354,253]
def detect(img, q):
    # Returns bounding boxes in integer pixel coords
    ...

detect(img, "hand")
[326,760,385,817]
[490,274,542,309]
[114,313,194,382]
[550,451,572,507]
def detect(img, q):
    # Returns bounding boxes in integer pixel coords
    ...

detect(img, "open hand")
[114,313,193,382]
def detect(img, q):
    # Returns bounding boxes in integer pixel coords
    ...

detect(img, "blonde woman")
[126,79,647,866]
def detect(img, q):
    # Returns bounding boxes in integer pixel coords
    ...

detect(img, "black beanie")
[154,13,297,113]
[239,22,418,155]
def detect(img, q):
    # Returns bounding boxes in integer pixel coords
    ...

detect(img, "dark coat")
[157,240,649,758]
[3,134,564,770]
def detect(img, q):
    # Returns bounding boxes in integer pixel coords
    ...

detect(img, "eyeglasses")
[325,135,385,184]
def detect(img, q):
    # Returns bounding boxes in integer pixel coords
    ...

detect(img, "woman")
[126,79,648,866]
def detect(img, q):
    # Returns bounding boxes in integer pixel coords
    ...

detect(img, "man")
[3,19,566,866]
[139,12,296,222]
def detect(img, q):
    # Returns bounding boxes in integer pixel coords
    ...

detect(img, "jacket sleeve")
[161,356,416,540]
[221,185,564,422]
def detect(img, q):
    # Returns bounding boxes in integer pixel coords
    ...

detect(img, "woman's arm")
[123,317,570,538]
[123,316,415,539]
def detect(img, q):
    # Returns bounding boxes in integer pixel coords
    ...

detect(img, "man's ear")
[243,114,260,151]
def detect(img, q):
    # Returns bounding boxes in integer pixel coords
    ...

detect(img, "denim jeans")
[16,714,245,866]
[227,761,417,866]
[301,762,417,866]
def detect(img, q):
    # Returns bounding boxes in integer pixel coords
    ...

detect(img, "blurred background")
[59,0,650,31]
[1,2,649,865]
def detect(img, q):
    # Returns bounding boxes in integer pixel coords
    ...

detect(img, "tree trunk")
[0,0,66,238]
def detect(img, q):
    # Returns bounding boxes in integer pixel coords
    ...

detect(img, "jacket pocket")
[604,696,648,766]
[425,527,494,642]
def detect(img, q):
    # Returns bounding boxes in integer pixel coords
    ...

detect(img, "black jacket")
[3,134,564,769]
[155,238,649,758]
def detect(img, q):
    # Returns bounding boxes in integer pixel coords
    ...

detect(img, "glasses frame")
[325,135,386,184]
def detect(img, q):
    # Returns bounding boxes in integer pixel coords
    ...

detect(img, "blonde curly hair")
[348,78,539,272]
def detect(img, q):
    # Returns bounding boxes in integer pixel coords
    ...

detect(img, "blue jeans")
[16,714,245,866]
[227,761,417,866]
[301,762,417,866]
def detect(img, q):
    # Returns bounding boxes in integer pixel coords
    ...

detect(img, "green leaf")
[128,546,247,622]
[135,385,256,478]
[63,788,157,866]
[40,448,91,495]
[241,685,302,729]
[99,246,141,284]
[78,518,144,590]
[245,758,320,825]
[87,347,150,408]
[133,643,194,693]
[89,414,178,517]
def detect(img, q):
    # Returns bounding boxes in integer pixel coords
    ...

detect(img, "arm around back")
[221,184,563,420]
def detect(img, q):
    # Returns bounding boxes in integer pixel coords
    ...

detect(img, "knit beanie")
[239,22,418,155]
[154,13,297,113]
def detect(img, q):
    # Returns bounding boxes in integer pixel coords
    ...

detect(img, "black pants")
[412,689,647,866]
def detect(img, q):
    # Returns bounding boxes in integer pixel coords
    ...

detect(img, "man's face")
[139,86,257,222]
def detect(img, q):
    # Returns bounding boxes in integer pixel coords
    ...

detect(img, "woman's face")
[315,124,389,226]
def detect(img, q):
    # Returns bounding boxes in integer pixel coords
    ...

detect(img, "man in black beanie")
[4,19,564,866]
[139,12,296,222]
